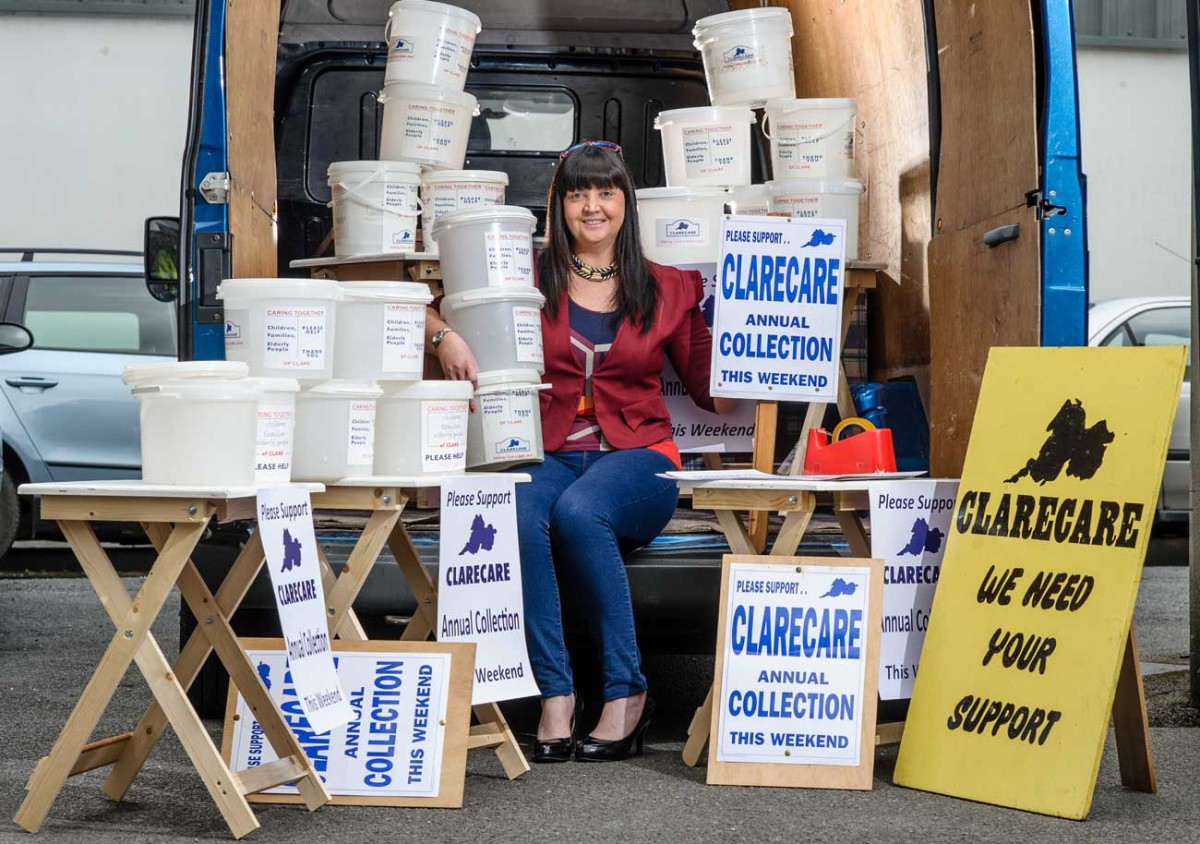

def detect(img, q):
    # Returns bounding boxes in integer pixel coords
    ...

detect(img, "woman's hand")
[712,397,742,415]
[436,332,480,387]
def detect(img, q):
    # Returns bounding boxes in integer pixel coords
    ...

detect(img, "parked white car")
[1088,296,1190,523]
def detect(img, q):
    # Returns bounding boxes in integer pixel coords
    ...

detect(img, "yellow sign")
[894,346,1185,819]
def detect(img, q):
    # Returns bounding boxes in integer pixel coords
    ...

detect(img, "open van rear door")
[928,0,1087,476]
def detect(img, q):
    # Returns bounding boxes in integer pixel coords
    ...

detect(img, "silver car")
[1088,296,1190,523]
[0,249,176,556]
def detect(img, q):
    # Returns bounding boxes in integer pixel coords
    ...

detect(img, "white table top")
[663,469,927,494]
[20,480,327,499]
[323,473,531,488]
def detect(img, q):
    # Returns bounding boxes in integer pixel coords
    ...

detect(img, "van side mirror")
[144,216,181,304]
[0,323,34,355]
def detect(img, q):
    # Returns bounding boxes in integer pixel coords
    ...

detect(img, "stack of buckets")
[637,6,864,265]
[328,0,511,258]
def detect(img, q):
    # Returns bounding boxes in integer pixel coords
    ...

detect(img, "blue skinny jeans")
[511,448,679,701]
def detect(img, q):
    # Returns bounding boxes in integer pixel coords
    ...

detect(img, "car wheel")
[0,471,18,559]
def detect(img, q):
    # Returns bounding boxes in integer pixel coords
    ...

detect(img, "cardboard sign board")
[708,555,883,789]
[436,474,539,704]
[663,261,757,453]
[258,486,353,733]
[868,479,959,700]
[894,346,1186,819]
[223,639,475,808]
[710,215,846,403]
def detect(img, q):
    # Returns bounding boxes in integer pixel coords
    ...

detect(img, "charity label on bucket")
[430,181,505,215]
[657,216,709,249]
[382,302,425,374]
[225,309,248,352]
[398,102,464,159]
[422,400,468,472]
[480,391,537,461]
[256,402,295,481]
[347,401,376,466]
[485,231,535,287]
[683,124,737,180]
[512,307,544,364]
[388,27,473,83]
[264,306,328,370]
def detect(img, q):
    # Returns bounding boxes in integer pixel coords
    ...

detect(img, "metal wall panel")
[1074,0,1187,49]
[0,0,192,16]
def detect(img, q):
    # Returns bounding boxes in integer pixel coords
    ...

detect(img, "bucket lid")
[430,205,537,240]
[218,278,343,302]
[440,286,546,310]
[328,160,422,181]
[768,178,865,195]
[123,360,248,387]
[389,0,481,31]
[635,186,731,201]
[654,106,755,128]
[421,169,510,187]
[475,369,543,389]
[764,97,857,114]
[249,377,301,393]
[379,81,478,111]
[338,281,435,304]
[300,381,384,400]
[381,379,474,400]
[693,6,792,35]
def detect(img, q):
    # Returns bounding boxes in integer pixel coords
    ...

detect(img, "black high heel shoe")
[531,696,583,763]
[575,696,655,762]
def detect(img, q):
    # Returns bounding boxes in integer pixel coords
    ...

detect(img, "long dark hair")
[538,144,658,333]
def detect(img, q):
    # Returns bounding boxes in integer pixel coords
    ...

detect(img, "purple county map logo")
[460,514,498,555]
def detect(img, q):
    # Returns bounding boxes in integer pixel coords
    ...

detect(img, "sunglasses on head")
[559,140,624,159]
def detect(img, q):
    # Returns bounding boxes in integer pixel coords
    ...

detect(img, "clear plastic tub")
[764,98,857,180]
[692,7,795,107]
[420,169,508,254]
[250,377,301,484]
[333,281,434,382]
[384,0,481,89]
[655,106,755,188]
[466,370,547,470]
[218,278,342,383]
[634,186,731,265]
[430,205,537,297]
[439,286,546,378]
[291,381,383,482]
[133,380,262,486]
[379,82,479,170]
[767,178,865,260]
[328,160,422,256]
[374,380,474,475]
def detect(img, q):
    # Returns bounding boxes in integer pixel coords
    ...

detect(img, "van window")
[22,275,178,356]
[467,88,576,154]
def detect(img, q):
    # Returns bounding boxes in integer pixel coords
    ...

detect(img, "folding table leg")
[470,703,530,780]
[104,530,266,801]
[317,546,368,641]
[321,507,403,639]
[14,519,263,836]
[390,524,439,642]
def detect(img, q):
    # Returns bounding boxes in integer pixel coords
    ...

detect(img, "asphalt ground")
[0,557,1197,843]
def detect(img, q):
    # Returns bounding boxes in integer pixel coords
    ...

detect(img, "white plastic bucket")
[768,178,865,260]
[379,82,479,170]
[764,98,857,179]
[693,8,795,107]
[430,205,537,297]
[123,360,248,387]
[467,370,547,470]
[420,170,509,254]
[134,380,262,486]
[328,161,422,256]
[727,184,771,216]
[218,279,342,382]
[634,186,730,265]
[251,378,300,484]
[384,0,481,89]
[374,380,473,475]
[291,382,383,482]
[439,287,546,377]
[333,281,434,382]
[655,106,754,188]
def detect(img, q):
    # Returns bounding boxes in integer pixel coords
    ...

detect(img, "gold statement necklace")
[570,253,617,281]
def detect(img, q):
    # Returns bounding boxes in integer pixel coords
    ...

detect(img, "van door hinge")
[1025,189,1066,221]
[199,171,231,205]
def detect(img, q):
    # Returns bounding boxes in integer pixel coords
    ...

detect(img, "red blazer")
[540,261,716,451]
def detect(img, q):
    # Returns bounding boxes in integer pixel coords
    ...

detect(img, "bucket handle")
[763,112,856,148]
[328,170,424,216]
